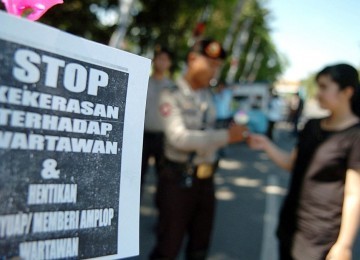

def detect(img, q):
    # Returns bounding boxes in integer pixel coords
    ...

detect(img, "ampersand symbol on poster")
[41,159,60,179]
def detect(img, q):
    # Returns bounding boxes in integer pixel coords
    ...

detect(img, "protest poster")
[0,11,151,259]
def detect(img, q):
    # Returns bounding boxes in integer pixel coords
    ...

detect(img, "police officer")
[150,39,248,260]
[141,46,173,190]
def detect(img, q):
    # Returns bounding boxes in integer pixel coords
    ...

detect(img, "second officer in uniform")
[150,39,248,260]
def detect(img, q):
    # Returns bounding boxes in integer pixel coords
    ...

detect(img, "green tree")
[1,0,286,82]
[2,0,117,44]
[126,0,208,63]
[40,0,118,45]
[212,0,286,83]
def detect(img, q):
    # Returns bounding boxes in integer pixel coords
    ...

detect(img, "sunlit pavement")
[135,126,360,260]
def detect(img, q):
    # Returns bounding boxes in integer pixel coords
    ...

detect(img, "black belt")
[164,158,187,169]
[164,158,215,180]
[144,131,164,137]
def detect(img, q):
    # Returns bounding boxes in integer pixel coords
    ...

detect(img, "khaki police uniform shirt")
[144,76,173,132]
[159,77,229,165]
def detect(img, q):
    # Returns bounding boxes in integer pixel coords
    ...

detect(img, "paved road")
[134,126,360,260]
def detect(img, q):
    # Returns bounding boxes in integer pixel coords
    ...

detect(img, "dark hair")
[316,63,360,117]
[153,45,174,60]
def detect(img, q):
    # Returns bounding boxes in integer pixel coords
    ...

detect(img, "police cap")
[190,39,227,60]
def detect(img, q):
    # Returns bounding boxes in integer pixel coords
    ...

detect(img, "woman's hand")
[247,134,270,151]
[326,243,352,260]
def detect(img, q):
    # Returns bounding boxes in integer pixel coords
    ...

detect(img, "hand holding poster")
[0,11,151,259]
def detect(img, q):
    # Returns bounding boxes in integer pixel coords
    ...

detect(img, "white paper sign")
[0,11,151,259]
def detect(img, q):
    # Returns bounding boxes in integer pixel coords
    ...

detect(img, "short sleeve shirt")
[144,76,173,132]
[278,118,360,248]
[159,77,228,164]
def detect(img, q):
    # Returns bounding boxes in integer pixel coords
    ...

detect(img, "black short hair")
[153,45,174,60]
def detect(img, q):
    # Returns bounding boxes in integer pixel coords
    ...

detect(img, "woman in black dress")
[248,63,360,260]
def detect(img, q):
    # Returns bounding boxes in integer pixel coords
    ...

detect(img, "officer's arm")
[159,90,228,152]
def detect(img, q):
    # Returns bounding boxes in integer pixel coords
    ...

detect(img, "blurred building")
[273,79,301,95]
[232,83,270,112]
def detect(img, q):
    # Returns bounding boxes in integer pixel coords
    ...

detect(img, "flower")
[234,110,249,125]
[2,0,63,20]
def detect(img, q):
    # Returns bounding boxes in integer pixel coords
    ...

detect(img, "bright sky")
[266,0,360,81]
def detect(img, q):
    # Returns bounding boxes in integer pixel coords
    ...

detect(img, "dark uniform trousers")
[141,131,165,186]
[150,160,216,260]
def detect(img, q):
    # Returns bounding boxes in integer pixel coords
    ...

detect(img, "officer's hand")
[228,124,249,143]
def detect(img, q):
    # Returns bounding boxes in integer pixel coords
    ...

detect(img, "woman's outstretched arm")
[247,134,297,172]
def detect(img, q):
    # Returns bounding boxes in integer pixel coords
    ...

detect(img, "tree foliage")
[40,0,118,45]
[126,0,208,65]
[0,0,287,82]
[211,0,287,83]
